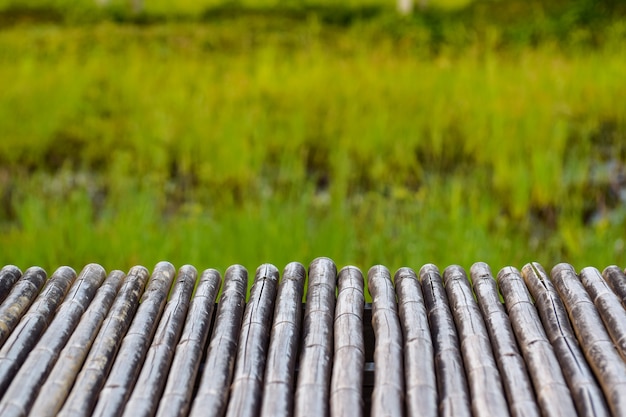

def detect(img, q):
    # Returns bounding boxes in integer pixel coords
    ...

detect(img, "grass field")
[0,0,625,280]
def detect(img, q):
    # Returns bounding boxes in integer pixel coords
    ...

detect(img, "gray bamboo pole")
[156,269,222,417]
[0,265,21,304]
[30,269,128,417]
[580,266,626,361]
[123,265,198,417]
[189,264,248,417]
[294,257,337,417]
[259,262,306,417]
[551,263,626,416]
[521,262,609,416]
[368,265,404,417]
[0,264,108,417]
[330,266,365,417]
[56,265,150,417]
[497,266,576,417]
[394,267,437,417]
[0,266,47,348]
[443,265,509,417]
[225,264,280,417]
[602,266,626,309]
[469,263,539,417]
[420,263,471,417]
[0,266,76,395]
[92,261,176,417]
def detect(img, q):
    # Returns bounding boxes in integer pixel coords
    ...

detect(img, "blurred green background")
[0,0,624,278]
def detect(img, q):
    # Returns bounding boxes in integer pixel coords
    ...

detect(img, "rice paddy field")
[0,0,625,277]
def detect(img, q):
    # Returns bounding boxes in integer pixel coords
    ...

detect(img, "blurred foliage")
[0,0,625,280]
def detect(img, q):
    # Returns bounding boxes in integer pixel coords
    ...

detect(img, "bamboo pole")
[0,265,21,305]
[521,262,609,416]
[443,265,509,417]
[497,266,576,417]
[602,266,626,309]
[189,264,248,417]
[551,263,626,416]
[368,265,404,417]
[394,267,437,417]
[55,266,150,417]
[330,266,365,417]
[580,266,626,361]
[294,257,337,417]
[470,263,539,417]
[0,264,109,417]
[156,269,222,417]
[29,269,128,417]
[259,262,306,417]
[0,266,76,395]
[420,264,471,417]
[0,267,47,348]
[226,264,280,417]
[92,261,176,417]
[123,265,198,417]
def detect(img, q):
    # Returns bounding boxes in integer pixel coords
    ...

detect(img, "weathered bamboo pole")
[189,265,248,417]
[0,265,22,304]
[521,262,609,416]
[368,265,404,417]
[580,266,626,361]
[226,264,280,417]
[551,263,626,416]
[497,266,576,417]
[156,269,222,417]
[55,266,150,417]
[0,266,76,395]
[259,262,306,417]
[330,266,365,417]
[29,269,128,417]
[92,261,176,417]
[443,265,509,417]
[294,257,337,417]
[394,267,437,417]
[123,265,198,417]
[602,266,626,309]
[470,263,539,417]
[0,264,109,417]
[0,266,47,348]
[420,264,471,417]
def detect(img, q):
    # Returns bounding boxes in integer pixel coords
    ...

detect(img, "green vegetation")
[1,0,625,280]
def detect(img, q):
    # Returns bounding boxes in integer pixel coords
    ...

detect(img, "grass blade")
[189,264,248,417]
[56,266,150,417]
[226,264,280,417]
[552,263,626,416]
[602,266,626,309]
[294,257,337,417]
[368,265,404,417]
[0,266,76,395]
[497,266,576,417]
[419,263,471,417]
[330,266,365,417]
[443,265,509,417]
[0,265,22,305]
[394,267,437,417]
[156,269,222,417]
[0,267,47,348]
[470,262,538,417]
[124,265,198,417]
[29,269,126,417]
[0,264,107,417]
[92,261,176,417]
[260,262,305,417]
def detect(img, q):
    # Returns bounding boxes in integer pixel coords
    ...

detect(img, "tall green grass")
[0,6,625,278]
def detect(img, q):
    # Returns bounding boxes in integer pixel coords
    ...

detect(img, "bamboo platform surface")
[1,258,626,417]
